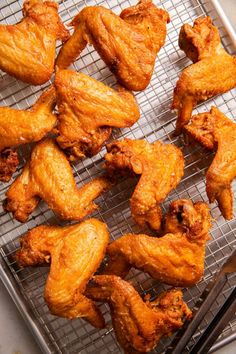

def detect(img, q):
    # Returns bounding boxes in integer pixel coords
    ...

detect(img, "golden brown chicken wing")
[16,219,109,327]
[56,0,170,91]
[0,0,69,85]
[0,86,57,182]
[104,199,211,287]
[86,275,192,353]
[185,107,236,220]
[4,139,111,223]
[105,139,184,231]
[172,17,236,133]
[54,70,140,161]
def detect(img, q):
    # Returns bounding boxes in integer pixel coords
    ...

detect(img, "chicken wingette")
[56,0,170,91]
[104,199,212,287]
[16,219,109,327]
[0,87,57,182]
[185,106,236,220]
[54,70,140,161]
[86,275,192,353]
[4,139,111,222]
[172,16,236,133]
[105,139,184,231]
[0,0,69,85]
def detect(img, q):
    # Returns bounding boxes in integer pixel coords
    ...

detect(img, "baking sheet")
[0,0,236,353]
[211,0,236,48]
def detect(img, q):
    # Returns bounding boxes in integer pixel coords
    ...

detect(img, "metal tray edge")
[210,0,236,48]
[0,0,235,353]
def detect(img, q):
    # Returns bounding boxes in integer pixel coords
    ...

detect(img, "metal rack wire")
[0,0,235,353]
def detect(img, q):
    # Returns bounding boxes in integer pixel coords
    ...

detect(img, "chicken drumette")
[172,16,236,133]
[86,275,192,353]
[185,106,236,220]
[16,219,109,327]
[0,87,57,182]
[0,0,69,85]
[4,139,111,222]
[54,70,140,161]
[104,139,184,231]
[104,199,212,287]
[56,0,170,91]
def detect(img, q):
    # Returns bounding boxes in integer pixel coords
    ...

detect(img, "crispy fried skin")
[0,0,69,85]
[54,70,140,161]
[4,139,111,222]
[16,219,109,327]
[0,87,57,181]
[0,149,19,182]
[105,139,184,231]
[185,107,236,219]
[56,0,170,91]
[86,275,192,353]
[104,200,211,287]
[172,17,236,133]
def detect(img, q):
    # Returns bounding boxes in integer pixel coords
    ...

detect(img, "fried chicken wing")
[56,0,170,91]
[105,139,184,231]
[86,275,192,353]
[54,70,140,161]
[185,107,236,219]
[104,199,211,287]
[172,17,236,133]
[16,219,109,327]
[0,0,69,85]
[0,86,57,182]
[4,139,111,222]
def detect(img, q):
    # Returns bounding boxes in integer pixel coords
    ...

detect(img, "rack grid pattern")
[0,0,236,353]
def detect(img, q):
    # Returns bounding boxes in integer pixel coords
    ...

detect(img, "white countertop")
[0,280,42,354]
[0,0,236,353]
[219,0,236,30]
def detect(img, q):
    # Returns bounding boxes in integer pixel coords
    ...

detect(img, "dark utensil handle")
[190,287,236,354]
[166,274,227,354]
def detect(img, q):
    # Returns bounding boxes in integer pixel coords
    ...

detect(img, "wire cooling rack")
[0,0,236,353]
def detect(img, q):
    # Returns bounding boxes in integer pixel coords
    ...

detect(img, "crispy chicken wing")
[16,219,109,327]
[0,0,69,85]
[185,107,236,219]
[105,139,184,231]
[172,17,236,133]
[54,70,140,161]
[104,199,211,287]
[4,139,111,222]
[86,275,192,353]
[56,0,170,91]
[0,86,57,182]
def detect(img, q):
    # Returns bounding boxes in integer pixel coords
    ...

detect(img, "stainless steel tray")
[0,1,236,353]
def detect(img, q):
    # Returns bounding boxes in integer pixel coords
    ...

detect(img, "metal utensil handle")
[166,274,227,354]
[190,287,236,354]
[167,248,236,354]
